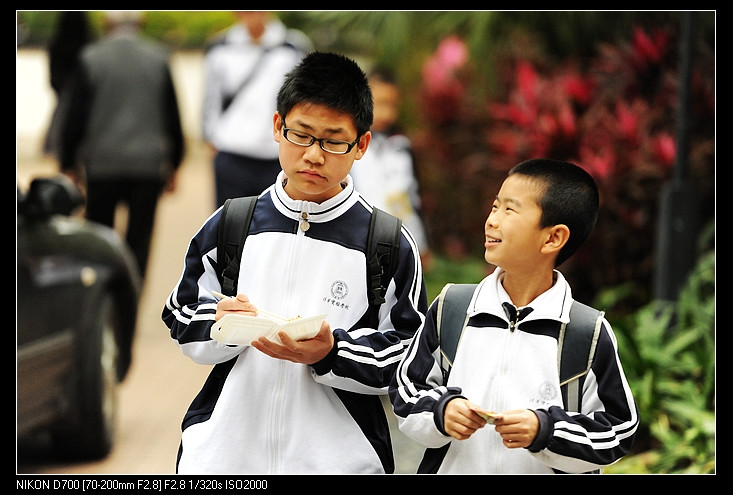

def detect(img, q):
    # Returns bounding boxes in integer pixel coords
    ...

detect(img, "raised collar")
[472,268,574,324]
[270,171,359,223]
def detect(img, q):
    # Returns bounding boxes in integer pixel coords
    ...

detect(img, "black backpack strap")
[216,196,258,297]
[558,301,604,412]
[436,283,477,382]
[221,42,303,113]
[366,207,402,328]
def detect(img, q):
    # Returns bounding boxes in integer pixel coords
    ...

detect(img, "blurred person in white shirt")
[351,67,433,270]
[202,11,312,208]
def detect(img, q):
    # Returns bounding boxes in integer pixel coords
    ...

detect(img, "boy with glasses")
[162,52,428,474]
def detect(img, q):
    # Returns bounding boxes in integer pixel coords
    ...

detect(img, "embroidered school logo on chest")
[323,280,351,311]
[330,280,348,299]
[539,381,557,401]
[530,381,559,408]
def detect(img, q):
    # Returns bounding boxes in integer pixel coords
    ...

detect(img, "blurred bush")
[17,11,236,49]
[412,17,715,309]
[602,222,715,473]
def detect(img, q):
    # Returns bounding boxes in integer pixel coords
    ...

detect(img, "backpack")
[435,283,604,413]
[216,196,402,328]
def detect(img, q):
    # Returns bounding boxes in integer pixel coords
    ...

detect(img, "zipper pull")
[504,304,534,332]
[299,211,310,232]
[502,302,529,332]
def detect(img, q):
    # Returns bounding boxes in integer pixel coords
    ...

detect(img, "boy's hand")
[251,320,334,365]
[214,292,258,321]
[444,399,488,440]
[493,409,540,448]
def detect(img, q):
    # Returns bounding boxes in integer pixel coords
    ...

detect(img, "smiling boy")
[390,158,638,473]
[162,52,427,474]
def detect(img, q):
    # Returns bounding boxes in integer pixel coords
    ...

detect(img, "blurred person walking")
[351,67,433,270]
[59,11,184,279]
[43,10,94,158]
[202,11,311,208]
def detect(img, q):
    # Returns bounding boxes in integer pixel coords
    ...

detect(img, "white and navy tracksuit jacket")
[390,269,639,474]
[162,173,427,474]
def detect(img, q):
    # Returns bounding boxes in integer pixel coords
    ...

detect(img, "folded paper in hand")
[210,312,327,346]
[468,404,502,424]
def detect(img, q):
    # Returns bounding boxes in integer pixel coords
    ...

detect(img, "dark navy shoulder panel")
[519,319,563,340]
[248,192,298,236]
[307,206,372,253]
[468,313,508,329]
[247,192,372,255]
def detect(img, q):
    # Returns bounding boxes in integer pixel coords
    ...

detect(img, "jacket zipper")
[509,315,518,332]
[299,211,310,232]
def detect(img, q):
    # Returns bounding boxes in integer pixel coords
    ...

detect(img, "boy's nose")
[304,144,327,164]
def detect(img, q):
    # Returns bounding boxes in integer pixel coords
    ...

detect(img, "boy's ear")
[541,224,570,256]
[273,112,283,142]
[353,131,372,160]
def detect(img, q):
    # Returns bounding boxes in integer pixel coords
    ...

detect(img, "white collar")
[270,171,358,223]
[474,268,572,323]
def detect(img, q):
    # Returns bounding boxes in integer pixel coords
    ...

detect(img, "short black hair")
[276,52,373,137]
[508,158,599,267]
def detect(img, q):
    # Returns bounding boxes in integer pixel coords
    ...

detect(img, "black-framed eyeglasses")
[281,122,359,155]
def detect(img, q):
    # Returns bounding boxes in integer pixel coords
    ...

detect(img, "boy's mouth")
[298,169,325,180]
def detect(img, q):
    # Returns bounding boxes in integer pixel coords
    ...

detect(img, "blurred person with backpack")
[202,11,312,208]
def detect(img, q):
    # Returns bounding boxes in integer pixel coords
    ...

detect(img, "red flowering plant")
[412,36,502,261]
[419,35,470,125]
[413,27,714,306]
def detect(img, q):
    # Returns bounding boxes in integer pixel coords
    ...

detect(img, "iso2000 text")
[226,480,268,490]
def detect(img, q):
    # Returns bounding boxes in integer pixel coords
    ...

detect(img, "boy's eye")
[491,203,513,212]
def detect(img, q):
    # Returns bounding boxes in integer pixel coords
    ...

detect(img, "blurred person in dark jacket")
[43,10,94,158]
[60,11,184,278]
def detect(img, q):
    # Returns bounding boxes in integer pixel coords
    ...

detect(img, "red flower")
[578,145,616,181]
[632,26,663,63]
[557,101,577,137]
[561,73,595,105]
[435,35,468,69]
[652,132,676,168]
[633,26,672,67]
[517,61,539,108]
[616,101,640,143]
[421,35,469,124]
[488,128,523,156]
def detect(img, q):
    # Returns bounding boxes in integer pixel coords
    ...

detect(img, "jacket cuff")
[434,389,465,435]
[527,408,552,452]
[310,333,338,375]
